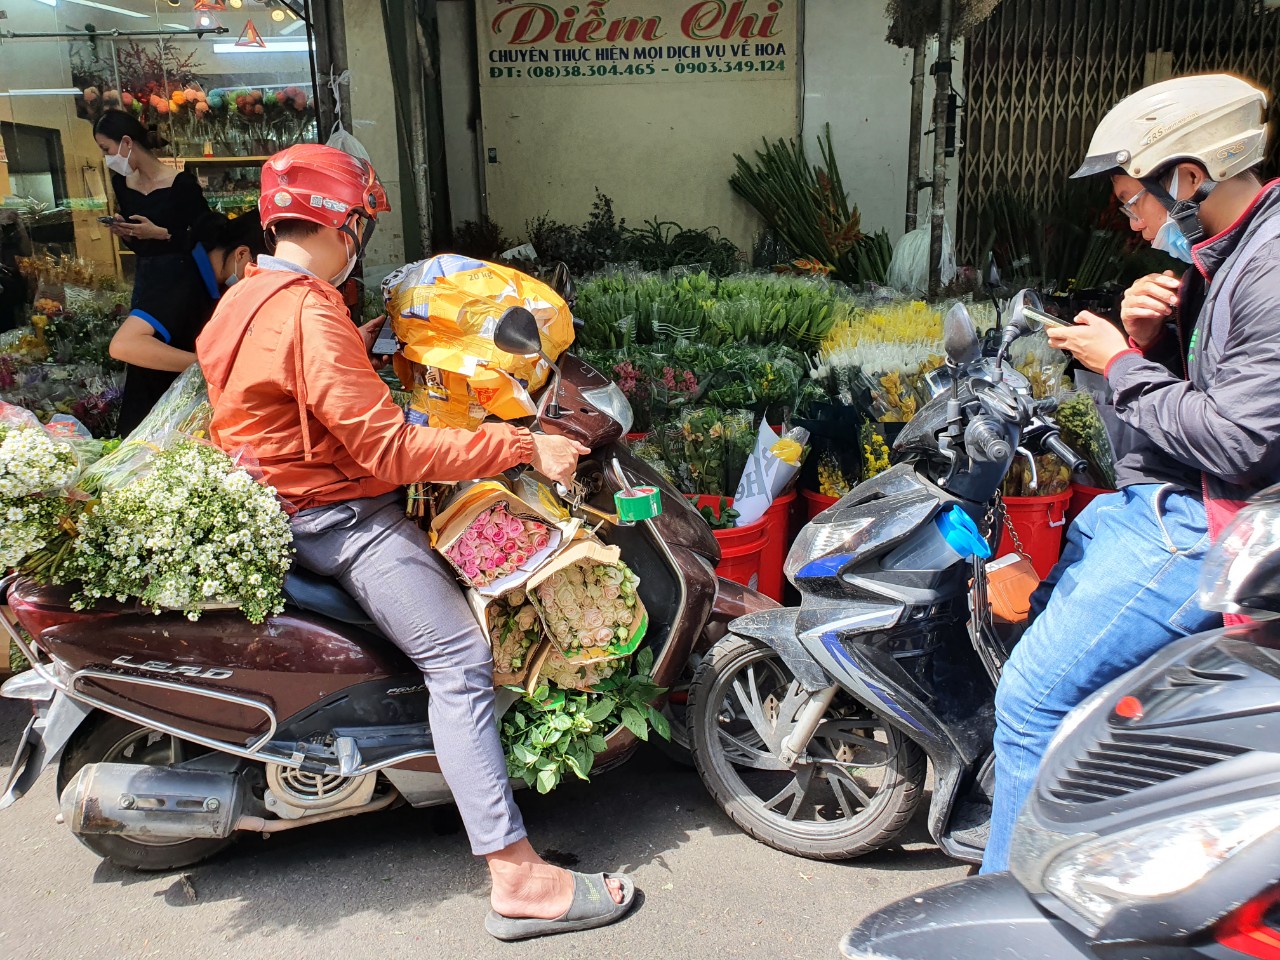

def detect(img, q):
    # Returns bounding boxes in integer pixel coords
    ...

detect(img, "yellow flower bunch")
[862,424,892,479]
[817,453,851,498]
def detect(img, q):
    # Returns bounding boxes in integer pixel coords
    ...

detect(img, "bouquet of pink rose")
[443,502,552,589]
[528,541,647,665]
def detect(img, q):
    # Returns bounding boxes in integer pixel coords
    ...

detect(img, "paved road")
[0,698,967,960]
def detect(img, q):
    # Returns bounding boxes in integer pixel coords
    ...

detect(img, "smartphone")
[1025,306,1076,328]
[370,316,400,356]
[97,216,118,225]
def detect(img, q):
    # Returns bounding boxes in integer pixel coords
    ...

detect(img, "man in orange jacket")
[196,144,634,940]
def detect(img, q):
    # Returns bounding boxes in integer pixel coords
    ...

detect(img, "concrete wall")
[801,0,962,245]
[342,6,407,280]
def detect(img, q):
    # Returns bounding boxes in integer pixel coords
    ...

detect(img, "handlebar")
[966,416,1013,462]
[1042,432,1088,474]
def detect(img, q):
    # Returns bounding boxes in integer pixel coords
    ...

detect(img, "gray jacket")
[1106,179,1280,521]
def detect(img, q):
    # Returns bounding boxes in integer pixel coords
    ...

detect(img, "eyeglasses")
[1120,189,1148,223]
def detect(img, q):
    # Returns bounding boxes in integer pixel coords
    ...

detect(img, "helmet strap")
[1142,171,1218,244]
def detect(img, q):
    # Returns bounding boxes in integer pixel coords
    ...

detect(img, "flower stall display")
[431,481,569,596]
[526,540,647,665]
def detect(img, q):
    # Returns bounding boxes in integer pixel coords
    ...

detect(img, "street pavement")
[0,697,967,960]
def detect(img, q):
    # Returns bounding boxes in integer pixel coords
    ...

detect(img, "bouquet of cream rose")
[486,588,546,680]
[531,557,644,664]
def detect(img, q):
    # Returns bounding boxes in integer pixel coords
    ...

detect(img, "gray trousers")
[289,492,526,855]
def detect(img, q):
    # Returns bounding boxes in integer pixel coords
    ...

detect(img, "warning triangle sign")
[236,18,267,48]
[194,1,227,10]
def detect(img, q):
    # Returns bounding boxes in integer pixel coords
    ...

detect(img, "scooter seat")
[283,568,375,627]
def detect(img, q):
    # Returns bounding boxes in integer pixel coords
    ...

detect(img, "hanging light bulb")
[229,0,243,8]
[271,8,286,21]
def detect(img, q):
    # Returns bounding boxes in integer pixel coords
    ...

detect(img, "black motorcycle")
[686,292,1085,862]
[842,482,1280,959]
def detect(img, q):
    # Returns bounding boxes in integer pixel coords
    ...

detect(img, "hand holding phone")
[1024,306,1076,328]
[364,315,400,357]
[97,216,118,226]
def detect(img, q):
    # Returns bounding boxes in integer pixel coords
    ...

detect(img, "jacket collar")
[1191,178,1280,281]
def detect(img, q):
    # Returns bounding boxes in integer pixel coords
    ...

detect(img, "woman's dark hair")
[93,110,165,151]
[191,210,269,259]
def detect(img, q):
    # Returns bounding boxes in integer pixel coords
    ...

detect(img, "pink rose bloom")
[480,557,498,573]
[463,562,481,580]
[501,538,521,556]
[482,521,501,541]
[531,533,549,552]
[456,541,476,560]
[511,551,528,566]
[505,516,524,538]
[477,541,496,560]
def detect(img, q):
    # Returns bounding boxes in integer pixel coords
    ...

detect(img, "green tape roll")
[615,485,662,522]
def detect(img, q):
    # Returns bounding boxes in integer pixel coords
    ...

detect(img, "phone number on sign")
[525,59,787,80]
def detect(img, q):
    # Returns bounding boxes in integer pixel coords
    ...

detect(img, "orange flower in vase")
[171,90,187,106]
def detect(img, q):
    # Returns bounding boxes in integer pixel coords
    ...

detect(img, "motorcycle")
[842,482,1280,959]
[0,300,774,871]
[686,291,1087,862]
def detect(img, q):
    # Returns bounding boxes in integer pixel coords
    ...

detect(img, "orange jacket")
[195,264,535,511]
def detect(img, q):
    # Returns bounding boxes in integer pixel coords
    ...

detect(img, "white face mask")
[105,141,134,177]
[329,232,359,287]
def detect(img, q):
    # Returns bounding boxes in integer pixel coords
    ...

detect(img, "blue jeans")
[980,484,1219,873]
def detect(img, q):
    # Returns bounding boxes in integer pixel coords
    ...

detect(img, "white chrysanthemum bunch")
[63,440,293,623]
[0,424,81,571]
[0,424,78,497]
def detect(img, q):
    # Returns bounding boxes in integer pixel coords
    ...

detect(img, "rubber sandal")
[485,871,637,942]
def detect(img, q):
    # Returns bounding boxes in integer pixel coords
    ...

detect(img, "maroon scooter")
[0,307,774,870]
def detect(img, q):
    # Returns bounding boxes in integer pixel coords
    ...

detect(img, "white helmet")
[1072,73,1268,181]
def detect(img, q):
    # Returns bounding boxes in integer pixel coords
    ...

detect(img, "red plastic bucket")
[757,490,797,602]
[693,495,768,592]
[801,488,840,520]
[997,490,1073,579]
[1065,484,1113,529]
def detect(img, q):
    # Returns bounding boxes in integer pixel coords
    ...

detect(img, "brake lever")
[1016,446,1039,492]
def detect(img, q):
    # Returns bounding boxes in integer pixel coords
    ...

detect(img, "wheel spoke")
[730,674,777,749]
[717,729,789,770]
[761,766,816,820]
[826,764,874,807]
[827,769,869,820]
[817,722,891,766]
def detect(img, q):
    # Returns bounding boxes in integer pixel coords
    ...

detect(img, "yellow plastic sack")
[382,255,574,429]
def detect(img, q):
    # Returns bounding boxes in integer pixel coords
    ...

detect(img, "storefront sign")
[478,0,796,85]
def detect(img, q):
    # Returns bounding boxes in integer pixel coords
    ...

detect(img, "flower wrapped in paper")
[431,480,574,596]
[382,255,575,430]
[526,540,647,666]
[470,588,551,688]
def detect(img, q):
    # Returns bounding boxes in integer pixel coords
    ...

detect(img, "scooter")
[687,291,1086,862]
[842,482,1280,959]
[0,304,774,871]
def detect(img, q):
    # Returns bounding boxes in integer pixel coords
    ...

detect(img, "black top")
[110,170,209,258]
[117,244,222,437]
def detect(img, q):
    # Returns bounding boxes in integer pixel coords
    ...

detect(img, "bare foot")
[487,838,624,919]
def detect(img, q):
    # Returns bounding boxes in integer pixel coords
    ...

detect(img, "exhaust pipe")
[61,762,244,841]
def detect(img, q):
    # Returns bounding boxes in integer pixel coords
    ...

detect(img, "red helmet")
[258,143,389,232]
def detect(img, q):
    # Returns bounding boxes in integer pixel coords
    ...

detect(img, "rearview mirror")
[493,306,542,357]
[983,252,1002,292]
[1007,289,1048,336]
[942,302,981,365]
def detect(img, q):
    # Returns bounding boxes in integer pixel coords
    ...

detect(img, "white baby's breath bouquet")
[0,416,84,569]
[61,440,294,623]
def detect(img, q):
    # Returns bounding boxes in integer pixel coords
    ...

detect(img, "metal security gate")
[958,0,1280,264]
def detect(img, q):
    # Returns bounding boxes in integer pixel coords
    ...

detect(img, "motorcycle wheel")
[652,655,698,768]
[689,633,925,860]
[57,713,236,871]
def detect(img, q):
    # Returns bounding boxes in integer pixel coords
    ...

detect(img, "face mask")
[329,233,359,287]
[1151,169,1194,263]
[105,141,134,177]
[224,253,243,288]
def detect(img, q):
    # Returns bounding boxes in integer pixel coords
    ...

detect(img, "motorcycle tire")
[689,633,926,861]
[57,713,236,871]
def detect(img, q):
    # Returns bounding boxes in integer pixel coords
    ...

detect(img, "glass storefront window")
[1,0,321,289]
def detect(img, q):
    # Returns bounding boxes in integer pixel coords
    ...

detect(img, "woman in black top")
[93,111,210,304]
[111,211,268,436]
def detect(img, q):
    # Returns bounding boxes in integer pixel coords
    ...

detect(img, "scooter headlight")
[1042,795,1280,927]
[1198,493,1280,618]
[784,515,874,583]
[581,383,634,437]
